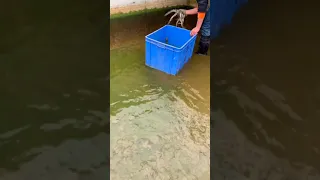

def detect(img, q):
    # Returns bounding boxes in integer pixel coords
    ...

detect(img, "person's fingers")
[190,30,197,36]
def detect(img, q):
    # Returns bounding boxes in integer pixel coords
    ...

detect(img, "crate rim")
[145,25,197,51]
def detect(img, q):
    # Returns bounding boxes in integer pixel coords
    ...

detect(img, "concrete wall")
[110,0,189,15]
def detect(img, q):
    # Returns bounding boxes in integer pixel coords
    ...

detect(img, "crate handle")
[146,38,169,49]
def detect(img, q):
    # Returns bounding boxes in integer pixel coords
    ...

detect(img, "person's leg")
[196,7,210,55]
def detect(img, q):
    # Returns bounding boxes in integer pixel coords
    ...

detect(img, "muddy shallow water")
[110,9,210,180]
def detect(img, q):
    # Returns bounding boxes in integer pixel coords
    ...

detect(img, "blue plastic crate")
[145,25,197,75]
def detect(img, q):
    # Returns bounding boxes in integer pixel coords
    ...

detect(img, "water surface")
[110,10,211,179]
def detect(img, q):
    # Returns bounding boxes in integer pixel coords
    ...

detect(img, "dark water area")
[212,0,320,179]
[0,0,109,179]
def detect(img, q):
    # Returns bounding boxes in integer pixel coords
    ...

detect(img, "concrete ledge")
[110,0,188,15]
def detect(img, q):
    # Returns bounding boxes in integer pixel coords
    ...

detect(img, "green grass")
[110,5,193,20]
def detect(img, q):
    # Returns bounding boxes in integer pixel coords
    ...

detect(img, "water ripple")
[111,93,210,180]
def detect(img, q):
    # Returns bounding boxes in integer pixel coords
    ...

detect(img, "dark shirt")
[197,0,209,12]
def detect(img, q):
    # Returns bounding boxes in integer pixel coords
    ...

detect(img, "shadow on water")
[212,0,320,179]
[110,9,210,179]
[0,0,109,179]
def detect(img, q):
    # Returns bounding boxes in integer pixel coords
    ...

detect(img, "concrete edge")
[110,0,188,15]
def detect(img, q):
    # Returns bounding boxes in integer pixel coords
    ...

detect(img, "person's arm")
[185,7,198,15]
[190,0,208,36]
[194,14,205,31]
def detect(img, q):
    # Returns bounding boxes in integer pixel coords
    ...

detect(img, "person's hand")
[190,27,200,36]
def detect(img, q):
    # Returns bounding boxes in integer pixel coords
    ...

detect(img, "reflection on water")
[0,0,109,179]
[212,0,320,179]
[110,11,210,179]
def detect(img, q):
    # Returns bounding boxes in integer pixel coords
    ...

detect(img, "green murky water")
[110,11,210,179]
